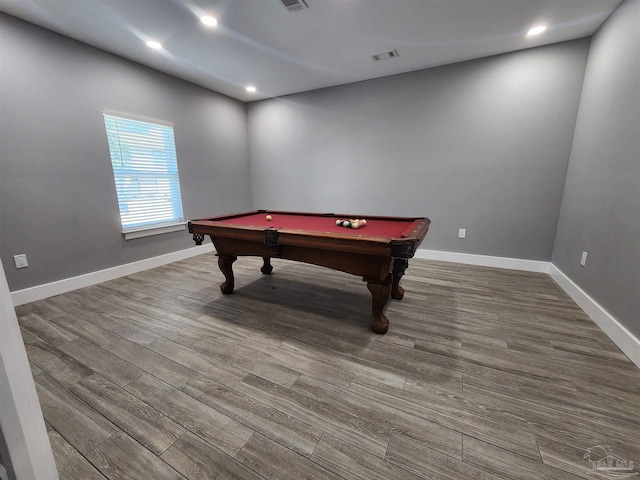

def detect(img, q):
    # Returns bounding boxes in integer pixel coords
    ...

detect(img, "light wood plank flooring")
[16,255,640,479]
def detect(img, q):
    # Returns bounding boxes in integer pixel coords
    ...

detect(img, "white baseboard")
[414,249,638,368]
[548,264,640,368]
[414,248,550,273]
[10,245,638,369]
[10,243,214,307]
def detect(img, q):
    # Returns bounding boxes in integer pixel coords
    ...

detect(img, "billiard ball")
[266,215,272,221]
[360,219,367,225]
[352,221,360,228]
[336,219,341,225]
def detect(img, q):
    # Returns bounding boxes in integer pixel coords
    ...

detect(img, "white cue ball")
[266,215,272,221]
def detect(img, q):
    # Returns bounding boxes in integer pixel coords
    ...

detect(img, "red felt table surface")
[218,212,418,238]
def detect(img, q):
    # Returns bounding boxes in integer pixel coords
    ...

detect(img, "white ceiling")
[0,0,622,102]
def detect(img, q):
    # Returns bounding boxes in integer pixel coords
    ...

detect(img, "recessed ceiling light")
[246,86,257,93]
[527,25,547,37]
[146,40,162,50]
[200,16,218,27]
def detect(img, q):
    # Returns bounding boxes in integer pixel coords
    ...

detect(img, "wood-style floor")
[16,254,640,480]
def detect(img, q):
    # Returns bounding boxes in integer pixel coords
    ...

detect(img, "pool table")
[188,210,430,334]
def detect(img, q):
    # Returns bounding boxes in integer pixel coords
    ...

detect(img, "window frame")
[102,110,185,240]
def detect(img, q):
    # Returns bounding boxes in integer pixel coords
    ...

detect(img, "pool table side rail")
[188,212,430,258]
[190,209,427,224]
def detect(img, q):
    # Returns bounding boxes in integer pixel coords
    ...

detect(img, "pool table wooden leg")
[391,258,408,300]
[366,277,391,334]
[218,255,237,294]
[261,257,273,275]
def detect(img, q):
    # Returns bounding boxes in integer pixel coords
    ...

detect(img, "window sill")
[123,223,186,240]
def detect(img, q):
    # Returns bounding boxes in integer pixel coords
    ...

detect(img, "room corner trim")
[10,243,215,307]
[548,263,640,369]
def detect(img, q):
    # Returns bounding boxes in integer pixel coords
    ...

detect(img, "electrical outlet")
[458,228,466,239]
[580,251,588,267]
[14,254,28,269]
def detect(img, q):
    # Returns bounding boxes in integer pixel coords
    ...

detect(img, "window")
[103,111,185,239]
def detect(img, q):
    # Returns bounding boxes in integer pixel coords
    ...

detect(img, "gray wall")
[552,0,640,339]
[247,40,589,260]
[0,14,251,291]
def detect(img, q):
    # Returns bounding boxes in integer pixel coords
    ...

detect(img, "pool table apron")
[212,235,398,281]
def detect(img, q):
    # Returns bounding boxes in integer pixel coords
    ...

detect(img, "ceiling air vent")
[372,49,399,62]
[279,0,309,12]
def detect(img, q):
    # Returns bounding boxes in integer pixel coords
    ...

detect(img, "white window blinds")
[103,113,184,234]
